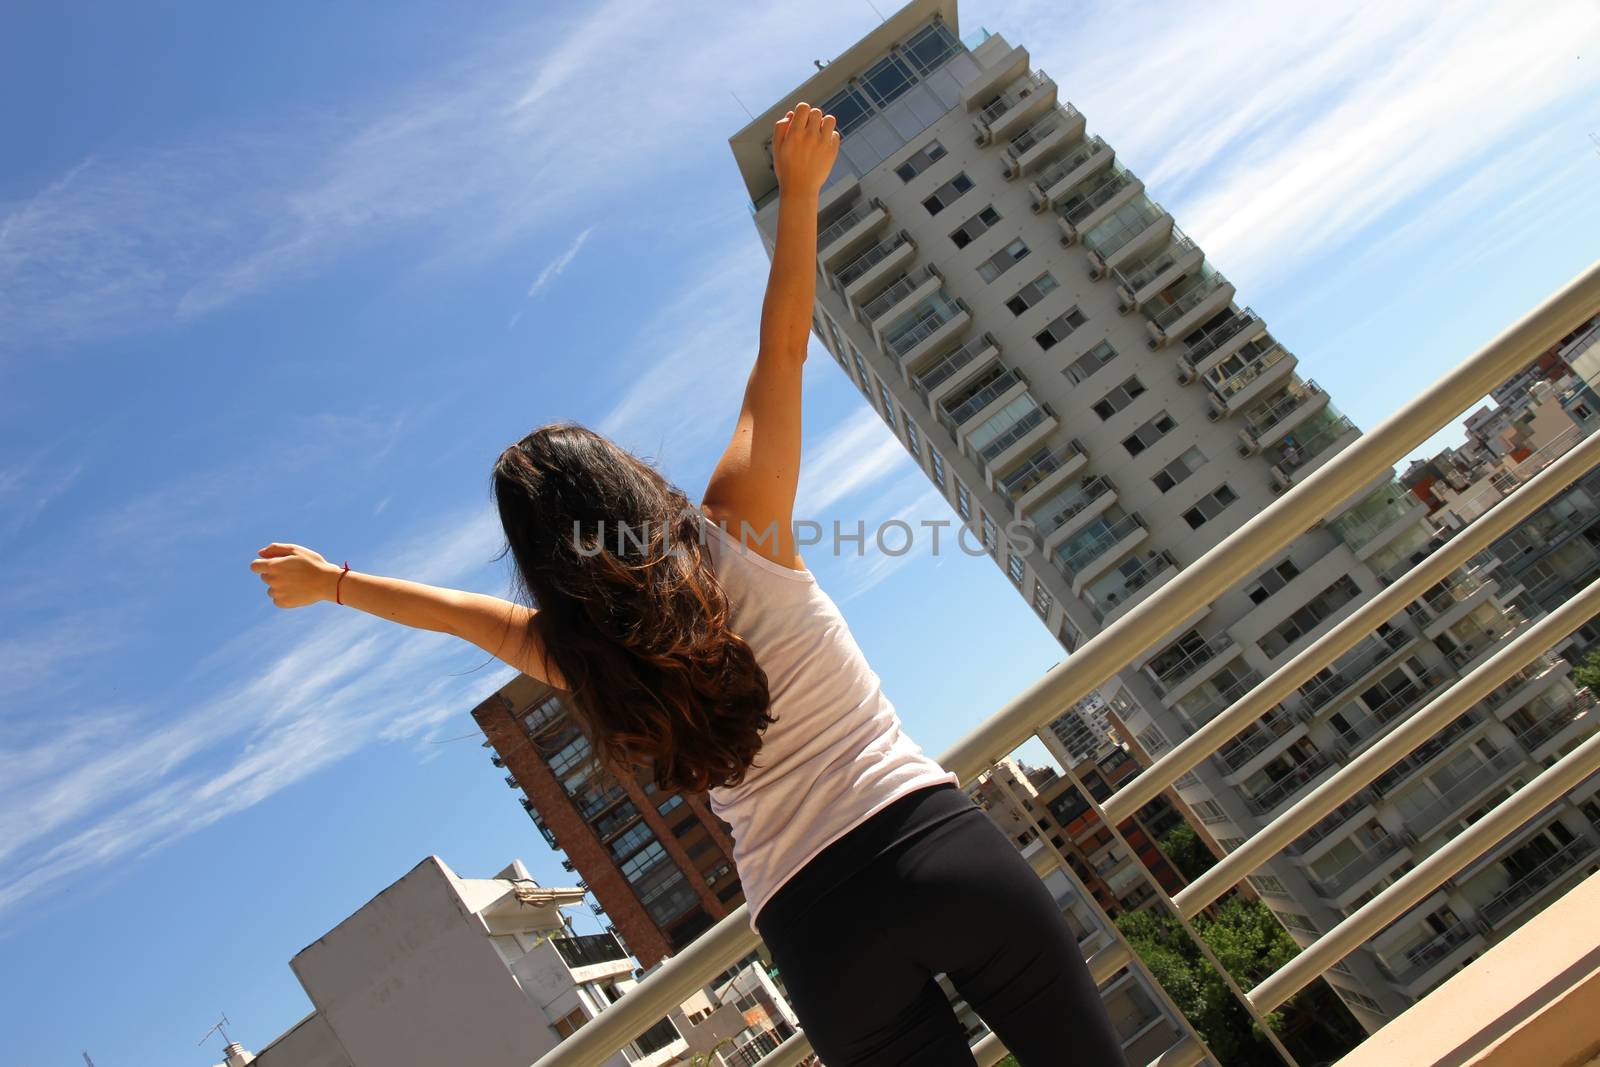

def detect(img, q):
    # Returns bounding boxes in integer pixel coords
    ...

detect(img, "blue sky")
[2,0,1597,1062]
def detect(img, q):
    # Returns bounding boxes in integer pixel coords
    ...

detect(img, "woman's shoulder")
[695,507,817,586]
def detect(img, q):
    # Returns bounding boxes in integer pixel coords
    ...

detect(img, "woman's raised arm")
[249,542,560,686]
[702,102,840,569]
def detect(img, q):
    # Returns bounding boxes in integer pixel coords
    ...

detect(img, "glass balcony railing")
[912,334,995,400]
[1114,231,1196,295]
[1214,709,1296,773]
[1083,199,1166,261]
[1032,135,1107,192]
[1326,485,1420,552]
[1511,691,1596,751]
[1385,923,1478,986]
[552,932,631,970]
[1056,513,1144,577]
[817,198,881,250]
[1004,104,1078,158]
[885,295,967,358]
[1479,838,1598,926]
[1313,837,1407,898]
[860,265,937,320]
[1241,380,1325,442]
[977,70,1050,125]
[1296,629,1412,713]
[1086,550,1179,620]
[1183,307,1260,365]
[942,367,1022,428]
[835,231,910,287]
[1144,266,1227,331]
[1035,474,1113,534]
[1151,633,1238,693]
[1001,439,1086,500]
[1402,748,1525,836]
[1285,795,1372,856]
[1272,412,1357,474]
[1181,669,1265,730]
[978,402,1050,462]
[1056,166,1134,226]
[1370,711,1481,797]
[1244,752,1335,815]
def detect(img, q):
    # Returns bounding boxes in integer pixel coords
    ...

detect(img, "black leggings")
[753,783,1130,1067]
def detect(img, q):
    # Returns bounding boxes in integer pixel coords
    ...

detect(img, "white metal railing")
[886,297,967,358]
[860,265,937,320]
[1185,307,1260,365]
[1144,266,1228,330]
[1033,135,1108,192]
[533,259,1600,1067]
[913,333,995,399]
[1115,232,1196,294]
[977,70,1049,125]
[817,197,882,251]
[1005,105,1076,157]
[1056,512,1143,575]
[1057,166,1134,225]
[1001,438,1086,499]
[1035,474,1113,532]
[835,230,910,287]
[1242,380,1325,442]
[1150,631,1238,692]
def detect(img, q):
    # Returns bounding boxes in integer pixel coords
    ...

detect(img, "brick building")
[473,673,746,968]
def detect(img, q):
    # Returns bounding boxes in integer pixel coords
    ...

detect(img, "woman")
[251,102,1127,1067]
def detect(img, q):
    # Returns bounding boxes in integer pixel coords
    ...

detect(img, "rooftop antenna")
[197,1013,236,1050]
[729,90,755,121]
[865,0,887,21]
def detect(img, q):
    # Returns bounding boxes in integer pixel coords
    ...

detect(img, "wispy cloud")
[795,406,915,517]
[527,225,595,297]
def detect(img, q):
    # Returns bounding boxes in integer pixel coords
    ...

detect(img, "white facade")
[225,857,686,1067]
[729,0,1600,1032]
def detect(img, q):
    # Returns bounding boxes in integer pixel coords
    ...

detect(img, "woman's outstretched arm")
[702,101,840,569]
[248,542,561,686]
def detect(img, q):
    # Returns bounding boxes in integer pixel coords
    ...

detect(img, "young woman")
[251,102,1128,1067]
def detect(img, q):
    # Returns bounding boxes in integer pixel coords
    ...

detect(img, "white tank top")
[699,512,961,928]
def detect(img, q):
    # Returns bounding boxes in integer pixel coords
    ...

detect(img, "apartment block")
[223,857,685,1067]
[728,0,1600,1031]
[473,674,745,969]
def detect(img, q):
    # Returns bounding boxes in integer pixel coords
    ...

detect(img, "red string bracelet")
[336,561,351,605]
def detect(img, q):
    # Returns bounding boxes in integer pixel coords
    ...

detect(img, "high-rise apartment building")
[728,0,1600,1031]
[473,674,747,968]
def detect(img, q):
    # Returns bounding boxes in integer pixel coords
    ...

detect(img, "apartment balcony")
[1083,200,1173,279]
[886,295,971,365]
[1113,231,1202,311]
[1411,572,1498,639]
[959,42,1031,111]
[551,932,633,975]
[1267,412,1360,491]
[1038,475,1117,550]
[977,401,1058,472]
[1336,671,1450,753]
[1027,135,1114,213]
[1477,837,1600,929]
[971,70,1058,145]
[1204,340,1297,419]
[938,366,1025,436]
[1179,669,1266,731]
[1243,751,1338,816]
[1214,707,1302,777]
[1177,306,1266,382]
[1368,711,1482,799]
[1149,632,1243,700]
[861,265,942,329]
[1286,792,1378,859]
[1510,690,1596,757]
[1376,922,1484,993]
[836,230,915,301]
[911,332,999,409]
[1002,104,1085,179]
[1142,267,1235,349]
[1295,628,1415,716]
[1056,513,1149,595]
[1401,748,1526,841]
[1326,491,1429,561]
[817,196,888,268]
[1313,837,1413,904]
[1482,656,1569,721]
[1003,439,1089,514]
[1054,166,1142,244]
[1086,549,1180,625]
[1237,379,1330,455]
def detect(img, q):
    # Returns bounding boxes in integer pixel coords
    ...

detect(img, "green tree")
[1158,824,1219,881]
[1116,899,1365,1066]
[1573,646,1600,690]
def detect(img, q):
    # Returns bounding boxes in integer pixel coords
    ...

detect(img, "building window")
[877,379,897,428]
[895,139,947,182]
[956,481,972,520]
[1136,725,1170,755]
[1247,557,1301,605]
[1249,873,1291,897]
[1060,341,1117,385]
[1123,411,1177,456]
[950,204,1001,249]
[850,346,871,394]
[1008,552,1026,586]
[1272,908,1319,934]
[1261,575,1362,655]
[923,172,975,215]
[905,417,921,457]
[1060,615,1084,651]
[983,513,1000,558]
[551,1007,588,1040]
[1036,308,1088,351]
[1182,484,1238,529]
[1092,376,1146,420]
[1340,989,1388,1015]
[1005,272,1058,315]
[1152,446,1205,492]
[1033,579,1053,618]
[655,793,686,817]
[976,238,1030,282]
[930,448,947,488]
[1192,798,1229,824]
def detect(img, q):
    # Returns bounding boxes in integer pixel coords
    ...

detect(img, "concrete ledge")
[1335,870,1600,1067]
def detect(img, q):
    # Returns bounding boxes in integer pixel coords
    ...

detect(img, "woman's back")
[699,513,959,927]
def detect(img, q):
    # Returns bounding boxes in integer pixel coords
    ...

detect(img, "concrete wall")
[253,1012,352,1067]
[290,857,560,1067]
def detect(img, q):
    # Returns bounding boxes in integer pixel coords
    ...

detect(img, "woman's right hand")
[772,101,839,196]
[250,542,342,608]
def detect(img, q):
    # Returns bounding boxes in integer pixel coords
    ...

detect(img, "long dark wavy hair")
[491,423,775,793]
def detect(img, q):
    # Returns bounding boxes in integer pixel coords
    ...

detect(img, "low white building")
[215,856,687,1067]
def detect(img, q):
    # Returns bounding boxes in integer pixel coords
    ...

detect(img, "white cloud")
[795,406,915,517]
[527,225,595,297]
